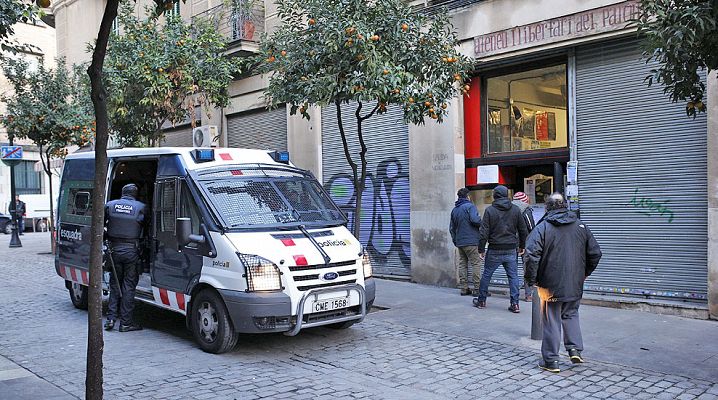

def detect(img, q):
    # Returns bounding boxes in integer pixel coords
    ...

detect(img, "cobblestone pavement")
[1,234,716,399]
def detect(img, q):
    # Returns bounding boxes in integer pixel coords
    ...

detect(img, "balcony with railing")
[192,1,264,55]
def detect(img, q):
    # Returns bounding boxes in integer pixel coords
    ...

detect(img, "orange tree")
[635,0,718,117]
[1,57,93,247]
[103,3,241,146]
[254,0,473,238]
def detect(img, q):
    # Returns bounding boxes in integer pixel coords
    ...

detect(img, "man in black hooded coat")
[474,185,528,313]
[524,193,602,373]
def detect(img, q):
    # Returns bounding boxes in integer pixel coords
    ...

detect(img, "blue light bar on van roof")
[192,149,215,163]
[269,150,290,164]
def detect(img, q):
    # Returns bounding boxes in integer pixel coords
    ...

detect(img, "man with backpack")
[473,185,528,313]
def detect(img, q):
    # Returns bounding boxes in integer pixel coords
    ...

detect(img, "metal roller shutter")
[322,102,411,276]
[226,106,287,150]
[160,125,194,147]
[575,38,708,301]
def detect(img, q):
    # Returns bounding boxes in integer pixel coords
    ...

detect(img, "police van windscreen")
[194,167,346,229]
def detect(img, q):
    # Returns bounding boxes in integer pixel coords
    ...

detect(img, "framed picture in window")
[547,112,556,141]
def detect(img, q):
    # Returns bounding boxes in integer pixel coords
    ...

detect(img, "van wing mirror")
[176,217,206,248]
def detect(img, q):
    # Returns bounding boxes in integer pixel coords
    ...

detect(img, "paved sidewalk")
[0,354,75,399]
[372,279,718,382]
[0,233,716,400]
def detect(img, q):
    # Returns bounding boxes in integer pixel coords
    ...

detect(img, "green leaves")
[254,0,473,124]
[103,3,242,145]
[0,0,40,54]
[635,0,718,117]
[1,57,93,158]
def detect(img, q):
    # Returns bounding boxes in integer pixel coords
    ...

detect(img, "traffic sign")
[1,146,23,167]
[1,146,23,159]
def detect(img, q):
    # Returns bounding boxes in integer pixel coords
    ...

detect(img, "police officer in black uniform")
[104,183,146,332]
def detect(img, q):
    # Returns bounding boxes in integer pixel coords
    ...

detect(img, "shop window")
[14,160,42,194]
[486,64,567,154]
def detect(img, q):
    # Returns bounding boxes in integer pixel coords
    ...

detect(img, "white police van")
[55,147,375,353]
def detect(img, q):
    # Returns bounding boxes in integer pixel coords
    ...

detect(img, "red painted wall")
[463,77,482,186]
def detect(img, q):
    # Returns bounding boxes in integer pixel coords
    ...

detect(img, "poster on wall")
[535,111,548,140]
[547,112,556,141]
[519,108,535,138]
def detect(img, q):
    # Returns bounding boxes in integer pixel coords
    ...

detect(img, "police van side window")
[157,180,177,233]
[180,181,201,236]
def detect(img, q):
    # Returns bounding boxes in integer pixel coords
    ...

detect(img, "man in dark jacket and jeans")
[474,185,528,313]
[524,193,602,373]
[449,188,482,296]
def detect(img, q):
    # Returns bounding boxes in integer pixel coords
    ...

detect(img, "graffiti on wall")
[627,188,675,223]
[325,158,411,268]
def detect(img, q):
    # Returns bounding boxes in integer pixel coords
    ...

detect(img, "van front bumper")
[219,279,376,335]
[218,289,292,334]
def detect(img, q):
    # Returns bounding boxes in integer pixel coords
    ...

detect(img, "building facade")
[51,0,717,318]
[0,14,59,221]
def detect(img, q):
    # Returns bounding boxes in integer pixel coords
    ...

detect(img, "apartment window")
[167,0,180,17]
[485,64,568,154]
[111,17,120,35]
[14,160,42,194]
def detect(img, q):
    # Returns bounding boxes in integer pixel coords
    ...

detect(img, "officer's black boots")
[104,319,115,331]
[119,324,143,332]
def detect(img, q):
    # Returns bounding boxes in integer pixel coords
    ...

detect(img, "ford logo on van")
[322,272,339,281]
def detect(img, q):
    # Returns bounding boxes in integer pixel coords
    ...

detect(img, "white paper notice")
[477,165,499,184]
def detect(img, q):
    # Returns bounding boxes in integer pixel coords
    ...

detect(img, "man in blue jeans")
[473,185,528,313]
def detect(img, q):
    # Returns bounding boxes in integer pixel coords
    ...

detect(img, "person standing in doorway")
[524,193,602,373]
[474,185,528,313]
[512,191,536,301]
[449,188,482,296]
[104,183,146,332]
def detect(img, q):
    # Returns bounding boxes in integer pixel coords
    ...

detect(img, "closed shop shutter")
[575,38,708,300]
[322,102,411,276]
[160,125,194,147]
[226,106,287,150]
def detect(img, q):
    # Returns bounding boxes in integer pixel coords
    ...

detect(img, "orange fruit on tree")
[424,101,431,107]
[408,97,415,103]
[401,23,409,32]
[281,50,287,56]
[308,18,316,25]
[383,69,389,75]
[371,35,380,41]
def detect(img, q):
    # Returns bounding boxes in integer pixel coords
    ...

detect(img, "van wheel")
[191,290,238,354]
[68,282,88,310]
[3,223,10,235]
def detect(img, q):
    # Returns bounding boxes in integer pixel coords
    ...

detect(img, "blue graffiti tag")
[325,158,411,268]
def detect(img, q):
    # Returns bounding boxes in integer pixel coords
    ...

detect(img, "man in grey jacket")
[524,193,602,373]
[449,188,482,296]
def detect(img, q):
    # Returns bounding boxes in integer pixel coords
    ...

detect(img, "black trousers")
[107,244,141,326]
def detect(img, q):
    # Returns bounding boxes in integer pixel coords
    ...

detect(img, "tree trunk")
[352,102,379,240]
[40,145,55,254]
[335,100,360,237]
[85,1,119,399]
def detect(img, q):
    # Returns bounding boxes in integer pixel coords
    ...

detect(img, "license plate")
[312,296,348,313]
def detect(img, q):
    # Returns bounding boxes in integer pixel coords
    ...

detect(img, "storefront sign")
[474,1,640,58]
[477,165,499,184]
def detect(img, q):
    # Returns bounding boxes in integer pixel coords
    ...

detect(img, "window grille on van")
[195,173,346,229]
